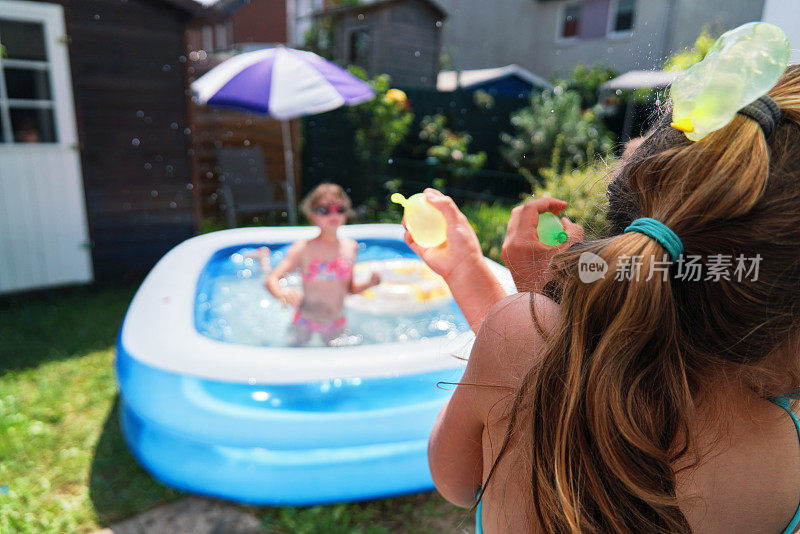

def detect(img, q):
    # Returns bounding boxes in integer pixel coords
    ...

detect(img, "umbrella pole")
[281,119,299,225]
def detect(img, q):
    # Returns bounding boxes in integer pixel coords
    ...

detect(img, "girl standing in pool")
[262,183,380,346]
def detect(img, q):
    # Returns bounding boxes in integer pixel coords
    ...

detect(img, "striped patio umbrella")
[191,46,375,224]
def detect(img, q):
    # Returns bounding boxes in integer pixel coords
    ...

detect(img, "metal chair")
[216,146,288,228]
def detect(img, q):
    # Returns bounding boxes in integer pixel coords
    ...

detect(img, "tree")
[501,89,614,183]
[551,63,619,107]
[663,26,716,71]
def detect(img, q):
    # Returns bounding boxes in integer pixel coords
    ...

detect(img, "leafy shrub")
[419,114,486,187]
[461,202,513,263]
[552,62,619,107]
[347,66,414,166]
[663,26,716,71]
[501,89,614,182]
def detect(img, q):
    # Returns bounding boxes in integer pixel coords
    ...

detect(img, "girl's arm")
[347,239,381,294]
[429,292,558,508]
[350,273,380,295]
[266,241,304,307]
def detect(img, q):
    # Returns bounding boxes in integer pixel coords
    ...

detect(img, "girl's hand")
[403,189,483,282]
[501,197,584,293]
[280,289,304,309]
[369,272,381,287]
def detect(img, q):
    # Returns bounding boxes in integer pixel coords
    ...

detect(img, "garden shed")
[0,0,212,294]
[316,0,446,88]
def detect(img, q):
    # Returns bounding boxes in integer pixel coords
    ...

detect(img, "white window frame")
[0,0,75,147]
[555,2,582,45]
[606,0,636,39]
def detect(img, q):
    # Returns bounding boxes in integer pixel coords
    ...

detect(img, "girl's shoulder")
[340,237,359,258]
[467,293,559,416]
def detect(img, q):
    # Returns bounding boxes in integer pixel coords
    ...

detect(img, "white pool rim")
[120,224,515,384]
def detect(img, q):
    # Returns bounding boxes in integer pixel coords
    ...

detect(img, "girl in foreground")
[412,66,800,533]
[263,183,379,346]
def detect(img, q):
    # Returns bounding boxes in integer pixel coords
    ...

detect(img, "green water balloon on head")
[670,22,791,141]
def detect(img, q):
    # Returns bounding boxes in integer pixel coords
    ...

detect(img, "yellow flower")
[384,88,407,105]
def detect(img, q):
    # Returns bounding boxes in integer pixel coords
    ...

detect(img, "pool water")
[195,239,469,347]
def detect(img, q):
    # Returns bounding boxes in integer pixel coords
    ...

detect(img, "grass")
[0,283,473,533]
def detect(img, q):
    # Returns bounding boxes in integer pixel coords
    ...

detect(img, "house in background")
[0,0,211,294]
[186,0,289,53]
[313,0,446,88]
[762,0,800,64]
[434,0,766,76]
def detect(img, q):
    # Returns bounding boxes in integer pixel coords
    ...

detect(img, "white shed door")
[0,0,92,294]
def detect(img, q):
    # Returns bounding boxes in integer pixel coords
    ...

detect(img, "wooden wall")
[33,0,198,281]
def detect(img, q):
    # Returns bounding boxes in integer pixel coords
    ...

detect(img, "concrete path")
[93,497,265,534]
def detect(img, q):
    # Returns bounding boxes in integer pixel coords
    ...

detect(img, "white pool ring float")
[347,259,451,315]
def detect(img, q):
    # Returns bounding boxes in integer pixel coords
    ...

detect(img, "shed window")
[348,29,370,69]
[560,5,580,39]
[0,19,57,143]
[611,0,636,33]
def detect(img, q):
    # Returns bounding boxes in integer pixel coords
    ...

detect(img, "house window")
[348,29,370,69]
[560,4,581,39]
[0,19,57,143]
[611,0,636,33]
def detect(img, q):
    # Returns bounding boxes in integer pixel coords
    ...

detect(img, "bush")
[347,66,415,166]
[461,202,513,263]
[552,62,619,107]
[501,89,614,183]
[663,26,716,71]
[418,114,487,187]
[531,159,615,239]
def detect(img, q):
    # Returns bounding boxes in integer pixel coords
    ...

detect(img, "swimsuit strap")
[769,395,800,534]
[476,499,483,534]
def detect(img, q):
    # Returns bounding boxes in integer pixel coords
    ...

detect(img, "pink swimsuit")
[293,255,353,335]
[301,256,353,282]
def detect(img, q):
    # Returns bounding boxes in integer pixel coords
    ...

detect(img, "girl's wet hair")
[299,183,354,219]
[482,65,800,532]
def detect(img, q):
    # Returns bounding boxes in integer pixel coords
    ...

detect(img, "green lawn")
[0,283,473,533]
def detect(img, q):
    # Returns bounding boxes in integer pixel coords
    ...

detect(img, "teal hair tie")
[624,217,683,262]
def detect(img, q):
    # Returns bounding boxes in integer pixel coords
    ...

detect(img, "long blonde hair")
[485,65,800,532]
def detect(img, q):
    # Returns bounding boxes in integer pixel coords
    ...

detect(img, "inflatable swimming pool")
[116,224,514,505]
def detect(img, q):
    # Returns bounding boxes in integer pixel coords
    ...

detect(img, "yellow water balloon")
[391,193,447,248]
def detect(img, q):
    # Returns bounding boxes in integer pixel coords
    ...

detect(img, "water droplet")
[144,162,152,170]
[162,64,171,72]
[131,138,140,146]
[186,183,194,190]
[435,20,442,28]
[183,128,191,135]
[136,110,144,118]
[414,50,421,57]
[251,391,270,401]
[150,190,158,197]
[357,13,364,20]
[248,377,256,385]
[243,139,250,146]
[170,122,179,129]
[179,55,187,63]
[169,201,177,208]
[93,14,101,20]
